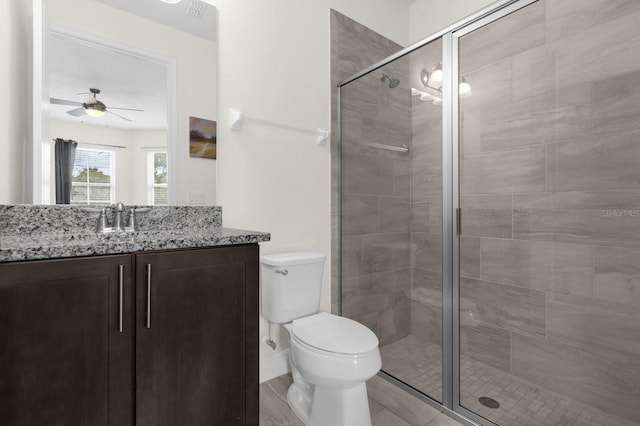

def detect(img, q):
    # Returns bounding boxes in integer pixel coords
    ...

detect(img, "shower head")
[380,73,400,88]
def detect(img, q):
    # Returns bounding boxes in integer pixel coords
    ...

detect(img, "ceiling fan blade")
[107,110,132,122]
[77,92,97,105]
[50,98,82,107]
[108,106,144,112]
[67,107,86,117]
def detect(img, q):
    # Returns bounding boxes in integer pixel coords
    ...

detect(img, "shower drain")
[478,396,500,409]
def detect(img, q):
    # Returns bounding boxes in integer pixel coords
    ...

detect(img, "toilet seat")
[291,312,379,356]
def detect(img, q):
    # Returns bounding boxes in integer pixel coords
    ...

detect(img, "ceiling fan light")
[159,0,182,3]
[83,99,107,118]
[85,107,105,118]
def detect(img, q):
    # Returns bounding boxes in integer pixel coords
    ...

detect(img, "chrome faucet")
[112,202,126,232]
[87,202,149,233]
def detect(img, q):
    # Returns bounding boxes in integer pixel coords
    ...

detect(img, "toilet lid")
[292,312,379,355]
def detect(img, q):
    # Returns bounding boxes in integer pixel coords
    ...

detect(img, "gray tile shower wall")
[332,10,395,313]
[458,0,640,422]
[335,0,640,422]
[331,10,412,345]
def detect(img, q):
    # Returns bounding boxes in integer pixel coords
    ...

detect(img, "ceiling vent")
[94,0,217,41]
[185,0,207,19]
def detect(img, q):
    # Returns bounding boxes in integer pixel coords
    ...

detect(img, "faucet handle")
[125,207,150,232]
[83,207,112,233]
[95,207,111,233]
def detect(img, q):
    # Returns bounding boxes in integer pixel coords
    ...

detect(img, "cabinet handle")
[118,265,124,333]
[146,264,152,329]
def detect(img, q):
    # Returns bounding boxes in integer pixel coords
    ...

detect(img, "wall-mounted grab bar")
[359,141,409,153]
[228,107,329,145]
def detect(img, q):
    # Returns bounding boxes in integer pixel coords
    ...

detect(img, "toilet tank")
[260,252,325,324]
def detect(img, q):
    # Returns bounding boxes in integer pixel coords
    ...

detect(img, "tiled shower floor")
[381,335,637,426]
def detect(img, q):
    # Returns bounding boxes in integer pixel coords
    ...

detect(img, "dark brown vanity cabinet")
[135,245,259,426]
[0,244,259,426]
[0,254,134,426]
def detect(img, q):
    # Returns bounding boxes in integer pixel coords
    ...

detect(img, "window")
[148,151,168,205]
[71,148,115,205]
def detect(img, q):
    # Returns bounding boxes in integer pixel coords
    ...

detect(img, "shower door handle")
[456,208,462,236]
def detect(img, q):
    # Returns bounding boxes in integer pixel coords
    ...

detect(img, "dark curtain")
[54,138,78,204]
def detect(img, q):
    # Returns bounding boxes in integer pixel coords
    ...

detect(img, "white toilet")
[261,252,381,426]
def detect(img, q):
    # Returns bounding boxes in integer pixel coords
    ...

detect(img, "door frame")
[448,1,538,424]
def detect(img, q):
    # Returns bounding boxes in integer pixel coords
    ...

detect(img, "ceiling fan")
[50,88,143,122]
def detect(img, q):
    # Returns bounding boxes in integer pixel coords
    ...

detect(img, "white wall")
[409,0,496,43]
[48,119,166,205]
[0,0,30,204]
[206,0,410,359]
[46,0,218,206]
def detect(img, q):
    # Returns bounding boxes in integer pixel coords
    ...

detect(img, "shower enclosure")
[338,0,640,425]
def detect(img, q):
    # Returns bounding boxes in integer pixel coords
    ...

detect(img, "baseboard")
[259,349,291,384]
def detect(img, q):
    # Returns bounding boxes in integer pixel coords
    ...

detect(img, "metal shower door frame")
[337,1,539,425]
[448,1,538,424]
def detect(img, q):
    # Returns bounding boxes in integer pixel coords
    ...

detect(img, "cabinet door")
[0,255,133,426]
[135,245,258,426]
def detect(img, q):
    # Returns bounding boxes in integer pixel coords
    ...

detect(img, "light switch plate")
[188,191,206,205]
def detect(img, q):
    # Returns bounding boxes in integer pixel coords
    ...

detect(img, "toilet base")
[287,382,372,426]
[287,383,312,425]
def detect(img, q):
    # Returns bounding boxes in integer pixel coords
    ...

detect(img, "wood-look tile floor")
[259,372,462,426]
[381,335,638,426]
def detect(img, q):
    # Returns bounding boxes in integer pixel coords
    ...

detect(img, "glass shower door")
[340,37,445,403]
[457,0,640,424]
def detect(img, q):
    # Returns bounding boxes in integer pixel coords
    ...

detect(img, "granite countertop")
[0,205,270,263]
[0,228,271,263]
